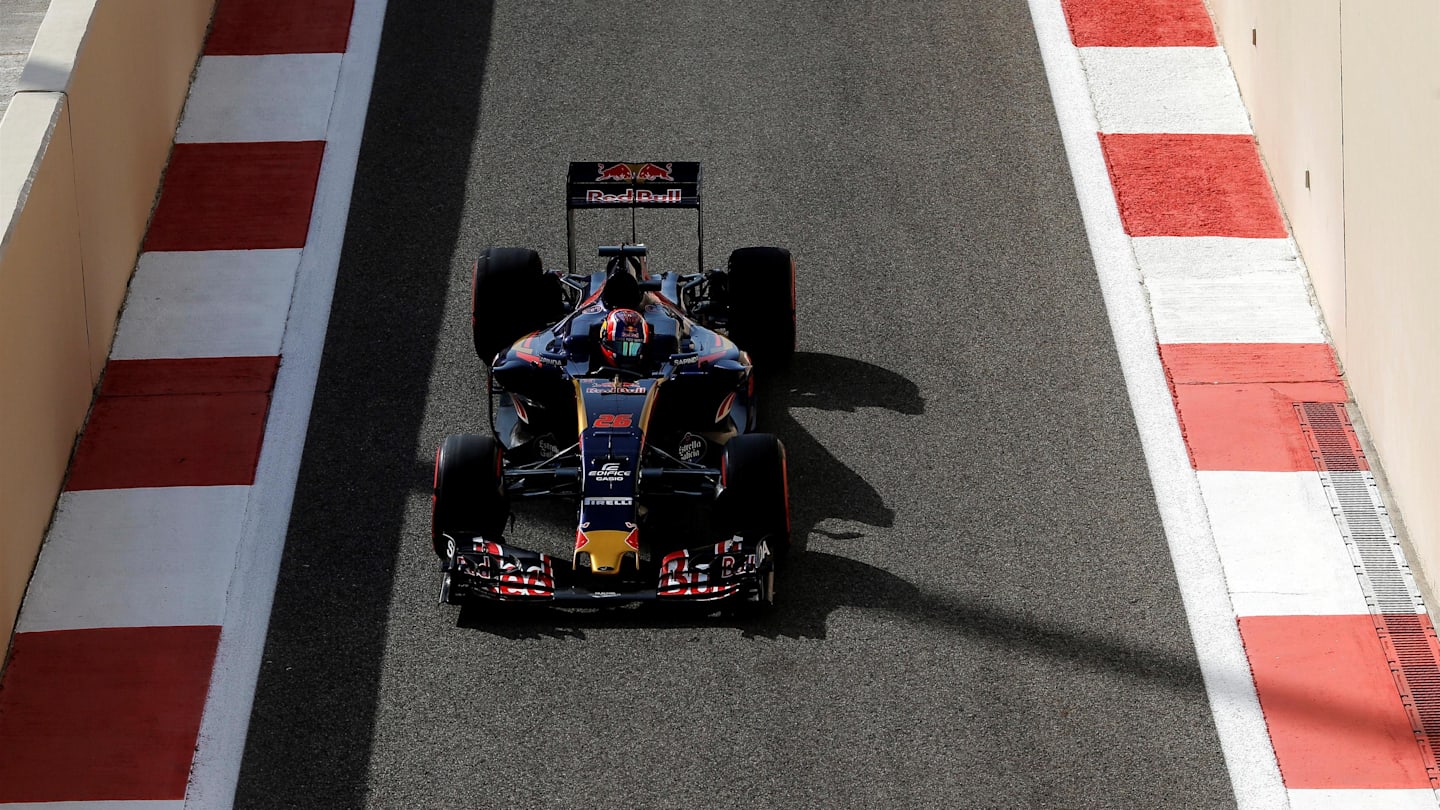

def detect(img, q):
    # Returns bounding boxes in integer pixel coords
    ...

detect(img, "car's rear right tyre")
[431,434,509,558]
[471,247,563,365]
[725,247,796,370]
[718,433,791,556]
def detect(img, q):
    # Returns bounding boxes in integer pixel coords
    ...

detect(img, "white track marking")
[177,54,343,144]
[183,1,389,807]
[1199,471,1371,617]
[1149,273,1328,344]
[1289,789,1440,810]
[17,487,248,632]
[1080,47,1250,134]
[1132,236,1300,279]
[110,250,301,360]
[1026,1,1288,807]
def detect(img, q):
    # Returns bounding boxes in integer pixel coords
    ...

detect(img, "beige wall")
[0,94,94,645]
[0,0,215,642]
[1210,0,1348,355]
[1209,1,1440,586]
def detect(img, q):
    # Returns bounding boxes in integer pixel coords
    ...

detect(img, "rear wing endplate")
[565,162,704,274]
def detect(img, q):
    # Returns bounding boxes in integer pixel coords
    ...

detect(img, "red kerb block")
[1159,343,1340,386]
[0,626,221,802]
[145,141,326,252]
[1171,380,1349,472]
[1100,134,1287,238]
[1240,614,1432,788]
[207,0,356,55]
[1061,0,1217,46]
[67,357,276,490]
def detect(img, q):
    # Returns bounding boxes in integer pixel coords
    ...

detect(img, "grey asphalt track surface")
[236,2,1236,808]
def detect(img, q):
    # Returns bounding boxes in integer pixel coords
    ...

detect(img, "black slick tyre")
[719,433,791,556]
[470,247,562,365]
[725,247,796,370]
[431,434,509,558]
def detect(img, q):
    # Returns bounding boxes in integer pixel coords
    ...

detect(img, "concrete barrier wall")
[0,93,93,647]
[0,0,215,642]
[1208,0,1440,586]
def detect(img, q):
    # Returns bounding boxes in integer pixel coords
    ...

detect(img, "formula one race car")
[431,162,795,610]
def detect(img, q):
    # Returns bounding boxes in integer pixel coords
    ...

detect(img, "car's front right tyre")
[431,433,509,559]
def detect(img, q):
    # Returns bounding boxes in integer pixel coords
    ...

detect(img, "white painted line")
[176,54,343,144]
[16,487,249,633]
[1288,789,1440,810]
[1080,47,1251,134]
[1149,273,1327,344]
[184,1,389,807]
[109,250,300,360]
[1026,1,1288,807]
[1132,236,1300,280]
[1198,471,1371,617]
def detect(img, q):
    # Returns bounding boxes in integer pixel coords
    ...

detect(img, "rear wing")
[565,162,704,274]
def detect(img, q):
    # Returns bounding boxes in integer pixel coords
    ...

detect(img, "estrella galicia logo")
[678,433,706,462]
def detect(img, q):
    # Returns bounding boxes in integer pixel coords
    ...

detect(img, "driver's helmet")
[599,308,650,366]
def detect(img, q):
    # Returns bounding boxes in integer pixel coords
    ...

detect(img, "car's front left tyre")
[724,247,796,370]
[718,433,791,556]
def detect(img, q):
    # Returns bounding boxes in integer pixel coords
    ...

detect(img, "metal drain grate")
[1296,401,1368,471]
[1296,402,1440,783]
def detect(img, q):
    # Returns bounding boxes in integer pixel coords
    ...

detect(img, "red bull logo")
[595,162,634,181]
[594,162,676,183]
[636,162,674,181]
[585,188,684,204]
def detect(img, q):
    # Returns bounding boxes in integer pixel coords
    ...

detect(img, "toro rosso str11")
[431,162,796,610]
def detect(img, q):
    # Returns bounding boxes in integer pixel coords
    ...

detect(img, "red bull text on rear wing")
[564,161,705,274]
[566,161,702,209]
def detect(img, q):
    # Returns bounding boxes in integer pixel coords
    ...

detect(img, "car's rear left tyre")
[471,247,564,365]
[431,434,509,558]
[725,247,796,370]
[718,433,791,556]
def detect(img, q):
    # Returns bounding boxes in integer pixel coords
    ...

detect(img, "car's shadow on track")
[452,549,1205,691]
[759,351,924,542]
[456,351,930,639]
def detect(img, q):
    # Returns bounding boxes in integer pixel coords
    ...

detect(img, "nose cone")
[575,528,640,574]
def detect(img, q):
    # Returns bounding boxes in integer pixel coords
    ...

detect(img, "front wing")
[441,536,771,604]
